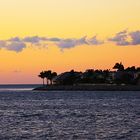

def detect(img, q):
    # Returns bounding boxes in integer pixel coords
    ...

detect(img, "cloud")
[57,36,88,49]
[48,37,61,42]
[0,40,26,52]
[6,42,26,52]
[108,30,130,46]
[0,40,6,48]
[77,36,88,45]
[9,37,21,42]
[57,36,103,49]
[129,31,140,45]
[57,39,77,48]
[3,29,140,53]
[23,36,46,43]
[109,30,140,46]
[88,36,104,45]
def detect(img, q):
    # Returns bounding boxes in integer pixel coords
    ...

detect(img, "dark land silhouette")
[35,63,140,91]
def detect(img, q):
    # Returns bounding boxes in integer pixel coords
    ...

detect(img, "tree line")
[38,70,57,86]
[38,63,140,86]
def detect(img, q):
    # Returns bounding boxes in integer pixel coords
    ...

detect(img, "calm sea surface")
[0,85,139,140]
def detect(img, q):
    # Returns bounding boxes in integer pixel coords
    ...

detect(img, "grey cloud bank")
[109,30,140,46]
[0,30,140,52]
[0,35,103,52]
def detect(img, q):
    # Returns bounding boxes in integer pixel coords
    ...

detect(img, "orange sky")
[0,0,140,84]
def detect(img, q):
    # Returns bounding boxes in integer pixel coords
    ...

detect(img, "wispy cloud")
[0,30,140,52]
[0,41,6,48]
[57,36,87,49]
[57,36,104,49]
[6,42,26,52]
[23,36,47,43]
[0,39,26,52]
[0,35,103,52]
[88,36,104,45]
[47,37,61,42]
[8,37,21,42]
[109,30,140,46]
[129,31,140,45]
[108,30,130,46]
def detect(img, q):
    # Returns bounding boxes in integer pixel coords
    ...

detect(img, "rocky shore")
[33,85,140,91]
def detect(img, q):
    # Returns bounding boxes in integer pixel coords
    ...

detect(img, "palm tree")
[38,71,45,86]
[38,70,57,85]
[49,72,57,85]
[44,70,52,85]
[113,62,124,71]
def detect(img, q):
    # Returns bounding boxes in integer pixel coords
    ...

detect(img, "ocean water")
[0,85,139,140]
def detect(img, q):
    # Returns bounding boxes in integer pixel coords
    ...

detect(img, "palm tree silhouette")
[38,71,45,86]
[44,70,52,85]
[49,72,57,85]
[113,62,124,71]
[39,70,57,85]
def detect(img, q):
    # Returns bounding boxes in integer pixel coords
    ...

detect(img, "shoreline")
[33,85,140,91]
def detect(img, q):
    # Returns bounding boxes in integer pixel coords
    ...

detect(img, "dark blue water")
[0,85,139,139]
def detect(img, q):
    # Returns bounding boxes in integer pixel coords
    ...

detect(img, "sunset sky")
[0,0,140,84]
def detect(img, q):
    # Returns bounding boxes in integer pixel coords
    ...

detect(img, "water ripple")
[0,91,139,139]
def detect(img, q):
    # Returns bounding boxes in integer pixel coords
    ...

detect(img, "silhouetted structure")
[38,63,140,86]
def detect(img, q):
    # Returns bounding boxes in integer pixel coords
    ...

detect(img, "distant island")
[34,62,140,91]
